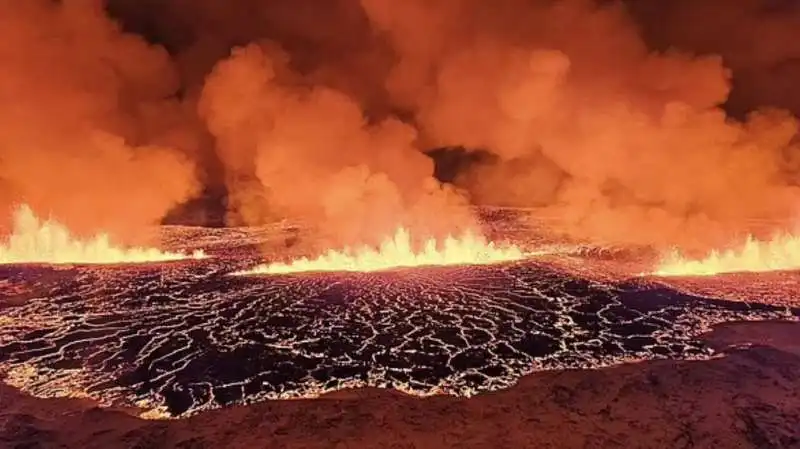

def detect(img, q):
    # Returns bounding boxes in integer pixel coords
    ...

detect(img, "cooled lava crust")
[0,212,798,418]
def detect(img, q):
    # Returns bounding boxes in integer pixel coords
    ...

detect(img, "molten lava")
[654,233,800,276]
[0,205,205,265]
[237,228,525,275]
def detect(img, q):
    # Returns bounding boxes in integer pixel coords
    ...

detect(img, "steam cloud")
[3,0,800,252]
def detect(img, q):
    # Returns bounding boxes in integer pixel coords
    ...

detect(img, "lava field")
[0,217,799,418]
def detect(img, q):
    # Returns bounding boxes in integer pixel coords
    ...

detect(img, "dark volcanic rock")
[2,218,800,446]
[0,255,797,417]
[0,321,799,449]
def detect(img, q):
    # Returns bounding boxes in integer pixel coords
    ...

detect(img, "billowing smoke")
[628,0,800,118]
[360,0,800,251]
[0,0,199,243]
[197,43,472,247]
[4,0,800,253]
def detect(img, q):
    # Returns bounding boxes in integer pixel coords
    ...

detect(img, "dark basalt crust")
[1,248,797,417]
[1,321,799,449]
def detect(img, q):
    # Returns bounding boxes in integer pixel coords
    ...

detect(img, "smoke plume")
[4,0,800,253]
[360,0,800,250]
[197,43,472,247]
[628,0,800,118]
[0,0,199,242]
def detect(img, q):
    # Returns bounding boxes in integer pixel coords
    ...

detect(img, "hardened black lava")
[0,250,796,417]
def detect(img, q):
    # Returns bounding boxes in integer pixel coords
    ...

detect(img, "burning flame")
[236,227,525,275]
[654,233,800,276]
[0,205,205,265]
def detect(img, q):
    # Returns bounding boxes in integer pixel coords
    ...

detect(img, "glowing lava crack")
[0,205,205,265]
[0,216,798,419]
[654,233,800,276]
[236,227,525,275]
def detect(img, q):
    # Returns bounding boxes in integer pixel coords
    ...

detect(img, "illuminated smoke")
[629,0,800,117]
[359,0,800,251]
[198,43,474,247]
[5,0,800,253]
[0,0,199,243]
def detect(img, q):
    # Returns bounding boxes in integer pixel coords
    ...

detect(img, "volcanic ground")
[0,210,798,418]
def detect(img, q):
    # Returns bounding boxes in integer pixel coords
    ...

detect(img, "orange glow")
[0,205,205,265]
[654,234,800,276]
[236,227,525,275]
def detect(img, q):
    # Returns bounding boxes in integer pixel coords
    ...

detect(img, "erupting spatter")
[236,227,525,275]
[654,233,800,276]
[0,205,206,265]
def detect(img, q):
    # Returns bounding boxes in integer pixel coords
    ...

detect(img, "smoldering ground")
[2,0,799,253]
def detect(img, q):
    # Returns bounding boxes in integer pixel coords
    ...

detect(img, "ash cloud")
[4,0,800,252]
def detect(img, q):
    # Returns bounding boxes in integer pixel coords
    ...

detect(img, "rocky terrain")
[1,320,799,448]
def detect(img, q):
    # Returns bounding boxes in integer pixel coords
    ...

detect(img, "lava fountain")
[236,227,526,275]
[654,233,800,276]
[0,205,205,265]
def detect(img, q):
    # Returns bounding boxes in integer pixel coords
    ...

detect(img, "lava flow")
[0,205,205,265]
[654,233,800,276]
[237,227,525,275]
